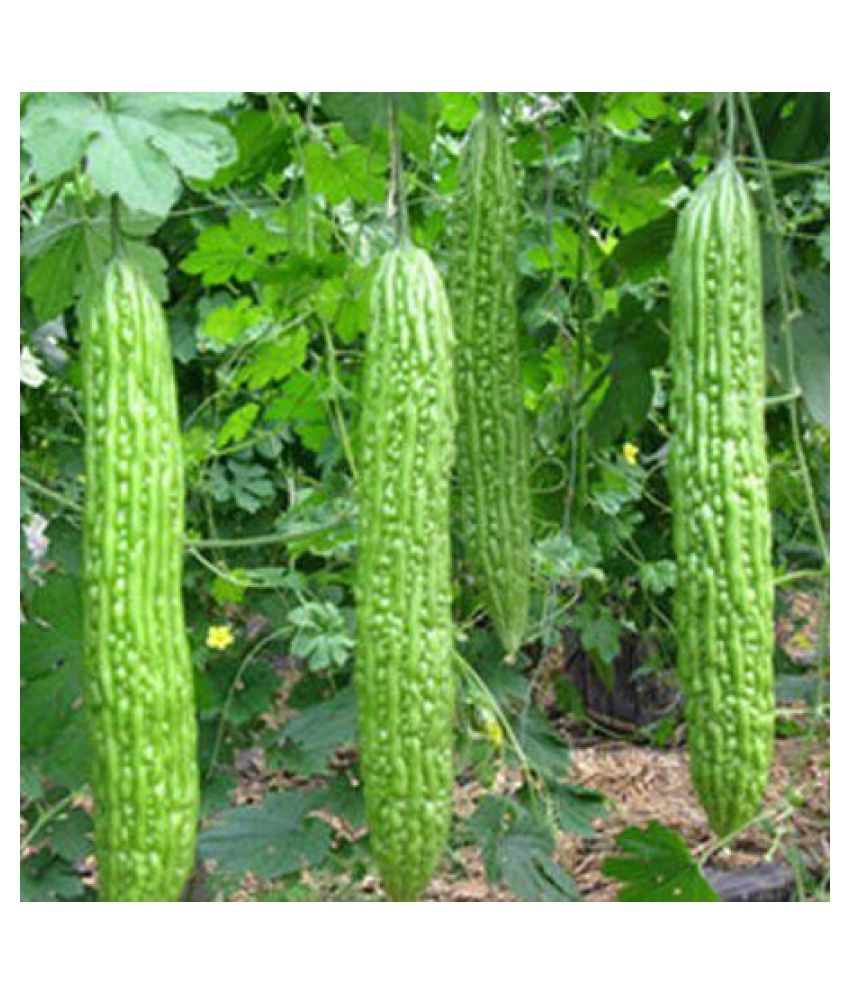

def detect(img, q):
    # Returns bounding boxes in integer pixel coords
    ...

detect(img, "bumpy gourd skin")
[355,246,456,901]
[81,259,199,901]
[669,158,774,837]
[448,107,530,656]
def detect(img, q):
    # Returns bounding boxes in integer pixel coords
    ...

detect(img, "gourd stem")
[109,194,124,259]
[483,92,499,117]
[725,91,737,157]
[739,93,830,570]
[388,94,410,246]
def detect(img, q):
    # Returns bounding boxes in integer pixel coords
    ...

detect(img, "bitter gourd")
[81,258,199,901]
[448,99,530,656]
[355,245,456,901]
[669,157,774,837]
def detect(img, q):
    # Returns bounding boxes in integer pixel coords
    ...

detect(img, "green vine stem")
[774,568,828,588]
[387,94,410,245]
[452,649,556,832]
[205,625,289,780]
[738,92,830,570]
[188,518,346,550]
[567,92,600,527]
[319,316,359,481]
[19,472,346,551]
[20,473,81,513]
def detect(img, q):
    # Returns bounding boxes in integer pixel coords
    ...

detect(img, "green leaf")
[20,667,80,750]
[590,459,644,516]
[200,297,261,346]
[321,772,366,829]
[21,575,83,680]
[304,143,385,205]
[182,212,287,286]
[602,821,720,901]
[638,559,677,595]
[573,603,622,665]
[603,212,677,283]
[21,856,86,902]
[20,93,97,181]
[22,201,168,319]
[794,272,829,427]
[516,709,570,781]
[23,215,89,320]
[322,93,385,143]
[237,328,308,390]
[552,784,607,837]
[470,796,577,902]
[22,92,239,215]
[439,92,480,132]
[603,92,670,132]
[469,634,530,705]
[38,711,90,791]
[217,403,260,447]
[212,109,292,187]
[211,460,276,514]
[287,602,354,672]
[320,92,436,149]
[264,369,330,452]
[534,530,604,584]
[589,296,667,446]
[279,684,357,775]
[198,788,331,878]
[592,156,678,233]
[45,807,92,863]
[210,568,250,606]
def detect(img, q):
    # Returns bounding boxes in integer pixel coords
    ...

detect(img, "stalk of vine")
[738,92,829,571]
[387,94,410,246]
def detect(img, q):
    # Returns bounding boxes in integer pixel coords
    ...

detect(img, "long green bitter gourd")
[669,157,774,837]
[81,258,199,900]
[448,100,530,656]
[355,245,456,901]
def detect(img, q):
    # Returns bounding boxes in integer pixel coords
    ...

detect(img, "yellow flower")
[484,717,503,749]
[622,442,639,465]
[206,624,235,651]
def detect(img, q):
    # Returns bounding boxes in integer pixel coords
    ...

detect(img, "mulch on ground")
[420,734,828,903]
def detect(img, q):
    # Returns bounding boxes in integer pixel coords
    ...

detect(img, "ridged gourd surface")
[81,259,199,901]
[669,158,774,837]
[448,109,530,656]
[355,245,456,901]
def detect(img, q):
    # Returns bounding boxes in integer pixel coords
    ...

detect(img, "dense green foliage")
[20,92,829,902]
[81,258,199,900]
[356,245,456,901]
[670,159,774,835]
[448,103,530,656]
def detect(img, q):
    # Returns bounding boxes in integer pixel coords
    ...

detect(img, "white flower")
[20,346,46,388]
